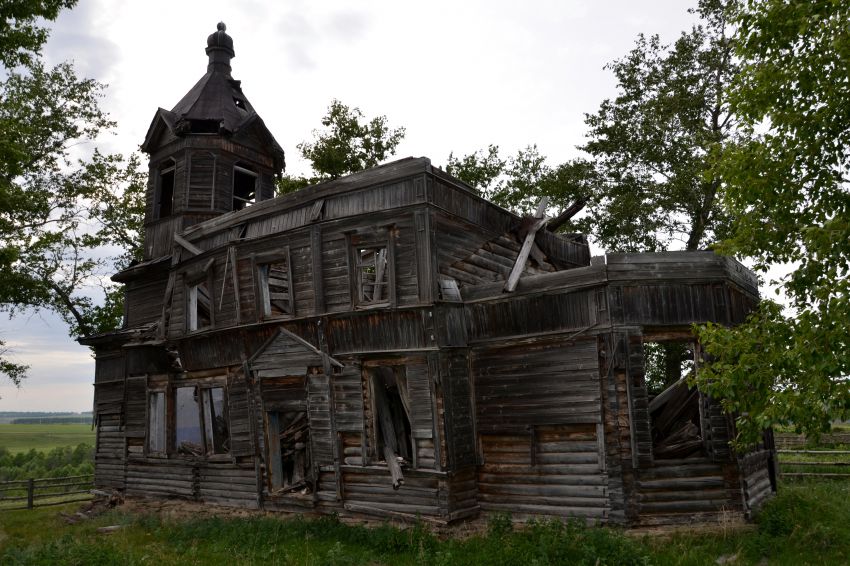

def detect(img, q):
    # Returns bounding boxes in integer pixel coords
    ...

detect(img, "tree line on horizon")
[1,0,847,446]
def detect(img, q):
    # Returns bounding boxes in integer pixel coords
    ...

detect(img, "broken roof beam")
[546,198,587,233]
[503,197,549,293]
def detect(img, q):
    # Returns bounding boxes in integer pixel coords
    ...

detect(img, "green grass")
[0,424,95,454]
[2,480,850,565]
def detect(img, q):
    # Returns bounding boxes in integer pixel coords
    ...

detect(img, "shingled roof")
[140,22,284,168]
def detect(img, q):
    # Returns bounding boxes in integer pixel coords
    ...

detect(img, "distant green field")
[0,424,95,454]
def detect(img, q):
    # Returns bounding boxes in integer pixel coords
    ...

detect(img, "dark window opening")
[148,391,165,454]
[267,410,312,492]
[188,280,212,331]
[356,247,389,305]
[233,164,257,210]
[157,163,175,218]
[189,119,220,134]
[258,257,292,318]
[175,386,203,455]
[645,341,704,460]
[368,366,412,488]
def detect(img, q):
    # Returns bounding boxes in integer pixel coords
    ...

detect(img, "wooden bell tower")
[139,22,285,260]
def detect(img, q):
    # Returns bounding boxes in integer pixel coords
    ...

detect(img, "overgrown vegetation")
[0,443,93,481]
[2,481,849,565]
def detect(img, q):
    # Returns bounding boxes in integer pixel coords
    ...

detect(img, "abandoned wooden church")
[82,23,776,526]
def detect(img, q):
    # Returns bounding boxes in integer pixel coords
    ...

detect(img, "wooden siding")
[472,338,601,434]
[740,449,775,516]
[327,310,428,354]
[466,289,598,343]
[341,467,442,518]
[478,424,607,520]
[440,349,476,469]
[125,276,168,327]
[124,376,147,439]
[94,412,125,490]
[307,373,334,466]
[333,363,363,433]
[228,373,254,457]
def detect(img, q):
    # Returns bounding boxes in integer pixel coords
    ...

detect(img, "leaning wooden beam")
[546,197,587,233]
[174,234,203,256]
[503,197,548,293]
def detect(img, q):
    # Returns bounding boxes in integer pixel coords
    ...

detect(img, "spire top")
[206,21,234,73]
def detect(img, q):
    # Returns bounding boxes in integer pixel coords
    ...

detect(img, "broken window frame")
[265,408,313,493]
[364,365,413,488]
[185,262,215,333]
[171,382,230,458]
[232,163,258,211]
[642,337,705,461]
[348,228,396,309]
[155,158,176,219]
[254,249,294,320]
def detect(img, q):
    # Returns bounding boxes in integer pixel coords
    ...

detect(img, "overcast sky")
[0,0,702,412]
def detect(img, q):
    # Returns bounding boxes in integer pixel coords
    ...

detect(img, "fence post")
[26,478,34,510]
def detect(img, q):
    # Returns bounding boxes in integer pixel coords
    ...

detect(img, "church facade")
[82,23,776,526]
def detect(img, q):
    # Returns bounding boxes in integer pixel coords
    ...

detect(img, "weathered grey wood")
[90,30,767,527]
[174,233,203,256]
[504,198,548,293]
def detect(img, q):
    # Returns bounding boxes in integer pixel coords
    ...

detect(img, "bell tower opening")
[233,163,258,210]
[156,159,176,219]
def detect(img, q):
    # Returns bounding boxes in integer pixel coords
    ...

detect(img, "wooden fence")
[777,450,850,479]
[0,474,93,510]
[775,433,850,449]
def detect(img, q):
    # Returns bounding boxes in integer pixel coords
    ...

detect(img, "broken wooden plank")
[504,198,548,293]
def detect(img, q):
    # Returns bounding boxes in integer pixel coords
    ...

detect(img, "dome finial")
[206,21,235,74]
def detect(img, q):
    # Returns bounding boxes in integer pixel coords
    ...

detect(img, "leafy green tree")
[445,145,596,220]
[450,1,739,393]
[0,0,76,68]
[581,0,738,253]
[697,0,850,445]
[296,99,406,181]
[0,2,145,384]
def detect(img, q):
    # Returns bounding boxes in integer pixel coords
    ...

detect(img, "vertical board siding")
[308,373,334,465]
[441,349,476,469]
[187,152,216,211]
[228,374,254,457]
[125,277,168,327]
[322,233,350,312]
[407,361,433,439]
[333,363,363,432]
[124,376,147,439]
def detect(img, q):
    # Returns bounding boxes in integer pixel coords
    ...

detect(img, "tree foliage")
[296,99,406,181]
[581,0,738,253]
[445,144,597,221]
[697,0,850,444]
[0,2,145,384]
[0,0,76,68]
